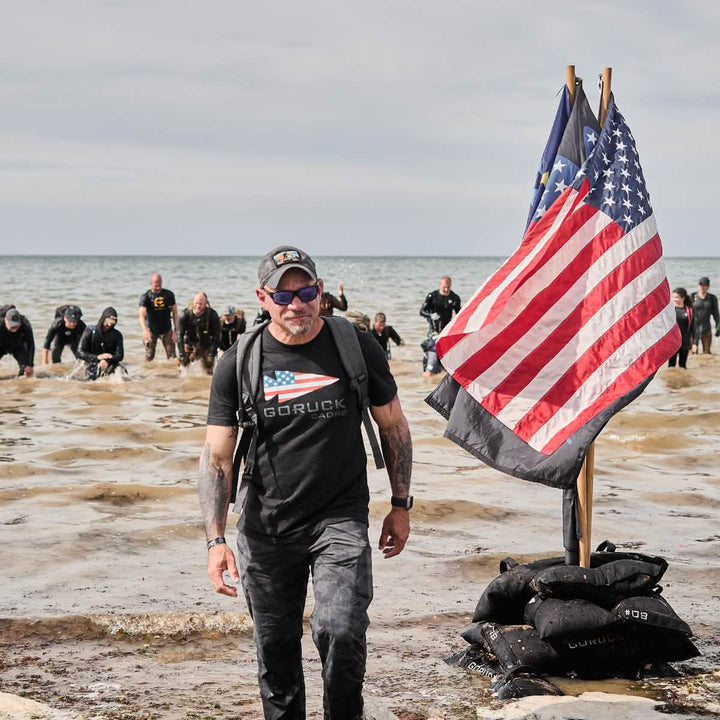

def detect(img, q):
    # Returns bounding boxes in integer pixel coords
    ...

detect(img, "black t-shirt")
[139,289,176,334]
[207,323,397,538]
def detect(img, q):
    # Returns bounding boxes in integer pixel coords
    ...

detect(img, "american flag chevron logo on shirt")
[263,371,339,403]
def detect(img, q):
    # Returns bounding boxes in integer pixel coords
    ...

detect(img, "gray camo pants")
[237,520,373,720]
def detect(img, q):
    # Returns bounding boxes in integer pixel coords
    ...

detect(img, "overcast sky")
[1,1,717,256]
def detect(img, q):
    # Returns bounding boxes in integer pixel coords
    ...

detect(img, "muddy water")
[1,256,719,718]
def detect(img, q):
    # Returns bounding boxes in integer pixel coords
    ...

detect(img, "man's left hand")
[378,508,410,558]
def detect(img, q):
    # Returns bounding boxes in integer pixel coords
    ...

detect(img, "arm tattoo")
[198,442,231,540]
[379,420,412,497]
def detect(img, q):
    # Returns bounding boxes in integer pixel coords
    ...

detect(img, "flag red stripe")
[481,232,664,417]
[511,274,671,442]
[538,324,682,454]
[436,185,585,355]
[482,198,596,328]
[451,209,624,387]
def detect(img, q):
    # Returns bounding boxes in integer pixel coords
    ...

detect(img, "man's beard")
[284,313,314,337]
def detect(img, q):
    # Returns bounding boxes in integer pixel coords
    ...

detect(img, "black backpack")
[231,317,385,507]
[54,305,83,320]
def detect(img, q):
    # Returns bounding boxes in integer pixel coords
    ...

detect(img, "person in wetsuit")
[419,275,461,333]
[0,307,35,376]
[253,307,271,326]
[319,282,348,317]
[138,273,178,361]
[177,292,220,374]
[371,312,404,359]
[668,288,695,369]
[692,276,720,354]
[78,307,124,380]
[42,306,86,364]
[218,306,246,355]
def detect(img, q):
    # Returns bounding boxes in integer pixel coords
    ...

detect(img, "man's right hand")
[143,329,152,343]
[207,544,240,597]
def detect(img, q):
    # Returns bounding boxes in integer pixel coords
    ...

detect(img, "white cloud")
[0,0,718,255]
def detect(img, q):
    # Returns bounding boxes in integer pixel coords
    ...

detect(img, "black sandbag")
[472,556,566,624]
[614,593,692,636]
[524,596,616,640]
[463,623,565,675]
[473,550,667,624]
[490,669,564,700]
[531,557,668,606]
[552,627,700,667]
[444,645,501,677]
[465,621,698,679]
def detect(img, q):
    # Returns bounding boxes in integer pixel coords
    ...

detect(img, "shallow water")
[1,255,719,717]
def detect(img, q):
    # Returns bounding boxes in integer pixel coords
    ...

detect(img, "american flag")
[427,88,680,488]
[263,371,339,403]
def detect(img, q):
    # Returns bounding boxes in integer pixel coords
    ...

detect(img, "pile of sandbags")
[447,546,699,699]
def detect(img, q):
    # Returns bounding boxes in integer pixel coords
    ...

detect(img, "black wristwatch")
[391,495,413,510]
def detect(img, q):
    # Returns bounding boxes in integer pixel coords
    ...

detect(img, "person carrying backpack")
[0,305,35,376]
[42,305,86,364]
[198,245,413,720]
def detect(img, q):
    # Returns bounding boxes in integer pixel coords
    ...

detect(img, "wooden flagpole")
[577,66,612,568]
[600,67,613,125]
[565,65,576,104]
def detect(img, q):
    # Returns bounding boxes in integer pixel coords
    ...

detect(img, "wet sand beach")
[1,256,719,718]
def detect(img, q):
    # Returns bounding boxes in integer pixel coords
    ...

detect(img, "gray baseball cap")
[258,246,317,288]
[4,308,21,328]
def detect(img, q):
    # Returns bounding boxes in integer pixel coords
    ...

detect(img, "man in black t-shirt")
[138,273,177,361]
[419,275,461,334]
[199,245,413,720]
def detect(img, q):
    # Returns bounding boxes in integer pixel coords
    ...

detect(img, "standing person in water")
[668,288,694,369]
[78,307,124,380]
[692,277,720,354]
[138,273,178,361]
[218,306,246,356]
[177,292,220,374]
[371,312,404,359]
[419,275,461,334]
[319,282,348,317]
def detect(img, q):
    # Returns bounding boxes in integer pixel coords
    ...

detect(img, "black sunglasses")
[265,284,319,306]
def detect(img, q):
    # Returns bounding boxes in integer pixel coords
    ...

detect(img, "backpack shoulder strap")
[231,321,268,506]
[324,317,385,469]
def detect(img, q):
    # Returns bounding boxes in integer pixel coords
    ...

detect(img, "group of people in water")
[669,277,720,369]
[4,271,713,379]
[0,272,453,380]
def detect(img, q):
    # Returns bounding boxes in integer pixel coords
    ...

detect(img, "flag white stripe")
[489,254,669,429]
[441,200,612,373]
[440,188,582,347]
[525,308,677,451]
[460,214,659,409]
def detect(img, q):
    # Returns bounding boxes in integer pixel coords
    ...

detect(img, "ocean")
[1,254,719,718]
